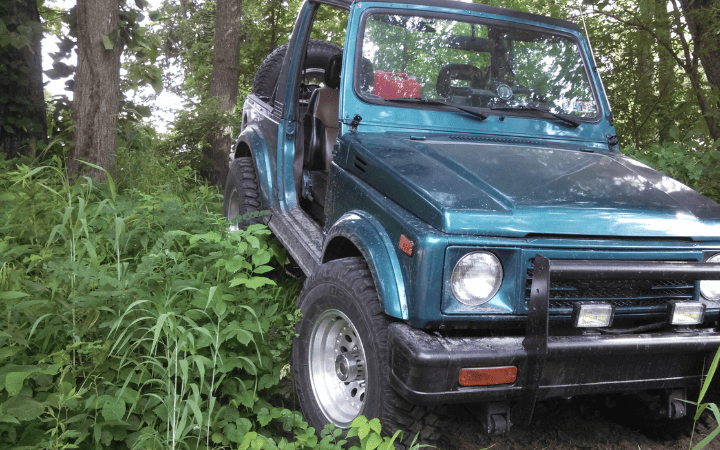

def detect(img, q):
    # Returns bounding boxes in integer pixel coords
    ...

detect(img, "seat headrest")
[325,53,343,89]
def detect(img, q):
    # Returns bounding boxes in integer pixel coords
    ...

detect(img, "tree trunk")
[68,0,122,181]
[203,0,242,188]
[0,0,47,159]
[680,0,720,91]
[655,0,676,143]
[678,0,720,140]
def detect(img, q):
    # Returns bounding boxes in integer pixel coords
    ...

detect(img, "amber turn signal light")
[459,366,517,386]
[399,234,414,256]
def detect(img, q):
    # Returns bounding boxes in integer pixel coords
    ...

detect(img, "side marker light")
[459,366,517,386]
[399,234,414,256]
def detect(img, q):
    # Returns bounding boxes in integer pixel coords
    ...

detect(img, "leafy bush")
[0,158,309,449]
[622,128,720,203]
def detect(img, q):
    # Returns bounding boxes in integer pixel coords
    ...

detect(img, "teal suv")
[223,0,720,441]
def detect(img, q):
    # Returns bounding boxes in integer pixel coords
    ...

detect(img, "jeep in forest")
[223,0,720,443]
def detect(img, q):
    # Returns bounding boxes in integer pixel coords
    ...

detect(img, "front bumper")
[389,256,720,424]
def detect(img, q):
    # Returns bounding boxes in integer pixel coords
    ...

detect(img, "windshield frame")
[352,7,603,124]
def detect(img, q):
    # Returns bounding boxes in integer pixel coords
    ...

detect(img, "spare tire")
[252,39,342,99]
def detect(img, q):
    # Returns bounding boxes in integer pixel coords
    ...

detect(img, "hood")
[340,133,720,239]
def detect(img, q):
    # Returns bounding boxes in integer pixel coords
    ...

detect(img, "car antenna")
[577,0,614,122]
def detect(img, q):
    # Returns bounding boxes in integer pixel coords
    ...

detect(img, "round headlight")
[701,253,720,301]
[451,251,503,306]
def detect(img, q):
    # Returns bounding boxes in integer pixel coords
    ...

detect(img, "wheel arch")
[233,125,274,207]
[323,211,409,320]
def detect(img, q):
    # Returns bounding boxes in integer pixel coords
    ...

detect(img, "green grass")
[686,347,720,449]
[0,157,429,450]
[0,157,303,449]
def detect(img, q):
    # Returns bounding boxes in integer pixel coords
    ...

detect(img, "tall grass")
[0,157,307,449]
[0,157,423,450]
[687,347,720,450]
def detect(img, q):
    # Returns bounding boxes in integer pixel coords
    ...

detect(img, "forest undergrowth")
[0,156,410,450]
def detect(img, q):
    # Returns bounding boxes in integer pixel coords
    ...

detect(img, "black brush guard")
[389,255,720,426]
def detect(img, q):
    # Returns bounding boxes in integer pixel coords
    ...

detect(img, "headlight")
[451,251,503,306]
[701,253,720,301]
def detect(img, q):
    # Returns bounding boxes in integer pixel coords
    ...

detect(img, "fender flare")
[324,211,409,320]
[234,125,274,207]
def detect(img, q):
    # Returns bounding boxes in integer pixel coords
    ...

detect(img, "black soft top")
[311,0,581,32]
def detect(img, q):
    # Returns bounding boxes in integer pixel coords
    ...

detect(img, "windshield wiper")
[490,105,581,128]
[385,98,488,121]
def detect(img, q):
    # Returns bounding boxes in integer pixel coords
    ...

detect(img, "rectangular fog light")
[667,301,705,326]
[459,366,517,387]
[572,302,614,328]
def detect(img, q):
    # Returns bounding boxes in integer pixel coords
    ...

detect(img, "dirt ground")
[436,395,720,450]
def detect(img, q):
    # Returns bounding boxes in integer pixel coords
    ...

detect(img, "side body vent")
[354,156,367,174]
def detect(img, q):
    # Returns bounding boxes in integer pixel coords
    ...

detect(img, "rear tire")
[223,157,268,230]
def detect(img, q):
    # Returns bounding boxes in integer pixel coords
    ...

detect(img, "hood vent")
[448,135,537,146]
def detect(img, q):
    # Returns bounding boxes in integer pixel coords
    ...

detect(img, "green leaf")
[186,398,204,429]
[368,417,382,435]
[101,397,125,422]
[230,276,249,288]
[246,235,260,248]
[697,346,720,410]
[0,346,20,360]
[225,256,250,274]
[692,402,720,450]
[251,250,272,267]
[253,265,274,274]
[365,432,383,450]
[2,396,45,421]
[257,407,273,426]
[5,371,32,396]
[0,413,20,424]
[102,34,114,50]
[358,422,370,440]
[236,391,255,409]
[244,277,276,290]
[236,329,254,346]
[0,291,29,300]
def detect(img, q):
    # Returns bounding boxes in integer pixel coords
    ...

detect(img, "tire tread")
[295,257,443,449]
[223,157,268,227]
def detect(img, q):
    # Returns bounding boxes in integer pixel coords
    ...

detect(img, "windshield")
[357,13,598,119]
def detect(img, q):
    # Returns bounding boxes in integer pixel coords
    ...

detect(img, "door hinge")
[350,114,362,131]
[606,134,619,151]
[285,121,296,140]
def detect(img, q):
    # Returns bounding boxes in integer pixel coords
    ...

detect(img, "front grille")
[524,267,695,312]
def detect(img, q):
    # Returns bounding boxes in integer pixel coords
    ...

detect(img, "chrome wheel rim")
[227,187,240,232]
[309,309,367,427]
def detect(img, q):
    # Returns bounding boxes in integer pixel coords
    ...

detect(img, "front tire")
[293,258,390,429]
[292,258,442,446]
